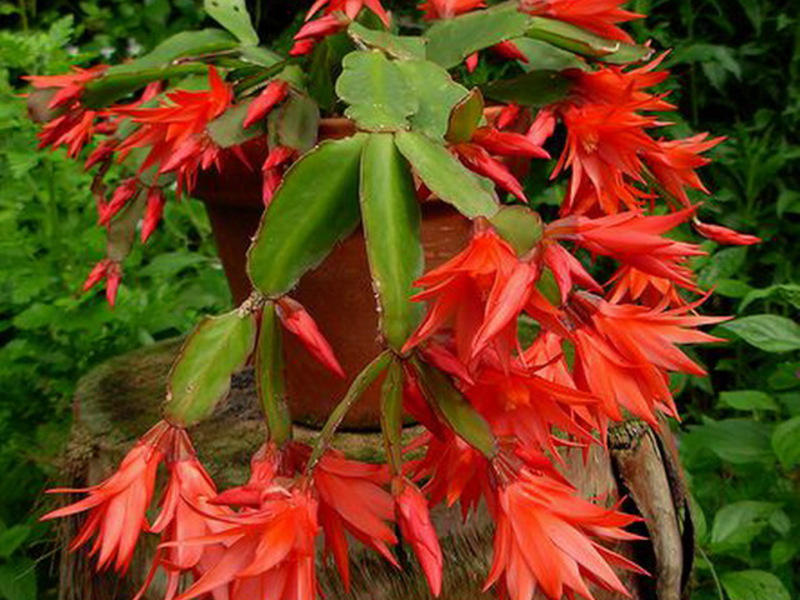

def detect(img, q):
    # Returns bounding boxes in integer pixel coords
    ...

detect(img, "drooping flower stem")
[380,358,404,478]
[256,302,293,446]
[305,351,392,474]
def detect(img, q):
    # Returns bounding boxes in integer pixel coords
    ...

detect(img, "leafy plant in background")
[629,1,800,599]
[0,16,229,600]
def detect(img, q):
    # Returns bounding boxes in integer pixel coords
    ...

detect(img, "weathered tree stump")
[56,338,693,600]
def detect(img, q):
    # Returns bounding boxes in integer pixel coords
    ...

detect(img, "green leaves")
[489,205,543,255]
[165,308,257,426]
[414,361,497,458]
[256,304,291,445]
[483,70,571,106]
[207,100,263,148]
[360,134,424,351]
[720,315,800,353]
[107,29,238,74]
[248,135,366,297]
[526,17,652,64]
[721,571,791,600]
[203,0,258,46]
[348,22,425,61]
[710,501,780,551]
[336,51,418,132]
[425,2,532,69]
[395,60,470,140]
[395,130,499,219]
[719,390,778,411]
[772,416,800,469]
[445,88,484,144]
[683,418,774,465]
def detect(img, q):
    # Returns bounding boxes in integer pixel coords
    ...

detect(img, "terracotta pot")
[194,120,473,430]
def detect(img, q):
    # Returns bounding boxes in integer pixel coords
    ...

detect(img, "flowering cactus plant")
[28,0,763,599]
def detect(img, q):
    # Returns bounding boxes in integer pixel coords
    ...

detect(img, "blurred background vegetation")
[0,1,797,599]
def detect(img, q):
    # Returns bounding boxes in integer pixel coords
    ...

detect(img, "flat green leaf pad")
[165,309,257,426]
[204,0,259,46]
[336,51,418,131]
[360,134,424,351]
[247,134,367,297]
[395,130,499,219]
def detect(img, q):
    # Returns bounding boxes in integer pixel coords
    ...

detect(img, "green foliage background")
[0,1,797,599]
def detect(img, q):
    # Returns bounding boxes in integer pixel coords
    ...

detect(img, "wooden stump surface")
[56,338,693,600]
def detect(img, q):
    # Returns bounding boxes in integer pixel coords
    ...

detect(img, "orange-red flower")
[25,65,108,109]
[112,67,233,195]
[412,431,493,519]
[547,206,704,290]
[554,101,658,215]
[243,80,290,129]
[564,293,727,425]
[403,228,543,367]
[463,357,599,455]
[486,466,644,600]
[138,430,232,600]
[275,297,345,377]
[693,220,761,245]
[307,0,389,24]
[644,134,724,207]
[42,421,172,573]
[395,479,443,597]
[83,258,122,306]
[419,0,485,19]
[519,0,643,43]
[608,266,689,307]
[174,485,320,600]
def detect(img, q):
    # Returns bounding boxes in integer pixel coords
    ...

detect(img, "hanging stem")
[380,358,404,478]
[305,351,392,474]
[256,302,293,445]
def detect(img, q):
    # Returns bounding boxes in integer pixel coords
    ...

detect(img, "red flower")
[275,297,345,377]
[141,187,166,243]
[308,447,398,588]
[463,358,599,456]
[565,293,727,425]
[243,80,290,129]
[261,145,296,205]
[403,228,543,367]
[99,177,140,226]
[451,142,529,201]
[471,126,550,160]
[37,109,98,157]
[25,64,108,110]
[307,0,389,25]
[568,58,673,111]
[547,206,704,291]
[138,430,233,600]
[519,0,643,43]
[451,126,548,202]
[112,67,233,195]
[607,266,689,307]
[644,134,724,207]
[174,485,320,600]
[395,479,443,597]
[554,101,658,215]
[486,466,644,600]
[693,220,761,245]
[419,0,486,19]
[412,431,493,519]
[83,258,122,307]
[42,421,172,573]
[291,13,351,56]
